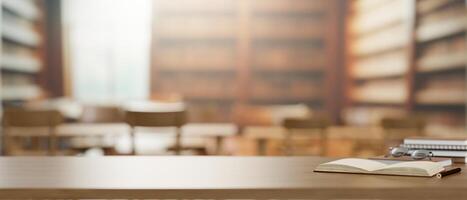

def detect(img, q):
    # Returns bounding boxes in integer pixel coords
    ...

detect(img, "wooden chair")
[69,105,124,155]
[3,108,63,156]
[282,117,330,156]
[380,116,426,152]
[125,110,197,155]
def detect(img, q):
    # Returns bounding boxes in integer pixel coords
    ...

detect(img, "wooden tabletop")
[0,156,465,199]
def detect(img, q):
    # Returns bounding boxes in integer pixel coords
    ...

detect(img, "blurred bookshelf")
[413,0,466,133]
[1,0,44,105]
[346,0,466,133]
[346,0,412,122]
[151,0,342,125]
[151,0,238,123]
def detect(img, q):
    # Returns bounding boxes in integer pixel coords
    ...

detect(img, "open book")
[314,158,445,177]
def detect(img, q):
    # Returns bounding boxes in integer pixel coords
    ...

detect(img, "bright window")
[62,0,152,102]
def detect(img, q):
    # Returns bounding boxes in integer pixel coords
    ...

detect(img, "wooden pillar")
[42,0,65,97]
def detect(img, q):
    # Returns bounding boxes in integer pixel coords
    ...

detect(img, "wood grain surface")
[0,156,465,199]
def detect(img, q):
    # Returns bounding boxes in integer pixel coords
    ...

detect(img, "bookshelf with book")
[150,0,343,124]
[244,0,341,125]
[150,0,238,123]
[413,0,466,134]
[346,0,466,133]
[345,0,413,125]
[1,0,45,105]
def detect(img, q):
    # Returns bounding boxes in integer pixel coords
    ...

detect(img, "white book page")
[323,158,388,172]
[379,161,443,172]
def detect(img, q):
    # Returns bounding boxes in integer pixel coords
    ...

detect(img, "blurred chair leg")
[283,130,293,156]
[49,128,57,156]
[130,127,136,155]
[257,139,267,156]
[174,128,181,155]
[320,130,327,156]
[215,136,223,155]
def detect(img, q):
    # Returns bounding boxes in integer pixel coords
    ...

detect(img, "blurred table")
[58,123,237,154]
[0,156,465,199]
[6,123,237,155]
[182,123,238,154]
[244,126,384,155]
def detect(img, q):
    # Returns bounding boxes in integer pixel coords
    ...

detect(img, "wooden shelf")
[415,73,465,106]
[417,0,457,15]
[185,95,235,102]
[1,85,41,101]
[250,95,322,104]
[158,68,235,73]
[157,77,236,102]
[252,47,326,69]
[417,16,466,42]
[253,67,323,73]
[155,0,236,15]
[250,79,322,104]
[351,97,407,105]
[156,16,237,40]
[1,53,41,73]
[416,89,465,106]
[251,17,325,40]
[155,44,236,70]
[351,79,407,104]
[415,90,467,106]
[417,51,466,73]
[1,21,40,47]
[351,0,405,35]
[352,51,408,79]
[352,0,392,13]
[352,24,408,56]
[2,0,40,20]
[251,0,327,15]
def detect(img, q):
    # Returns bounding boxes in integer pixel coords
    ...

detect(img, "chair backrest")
[3,108,63,127]
[80,105,123,123]
[124,110,186,155]
[282,117,330,130]
[3,108,63,156]
[124,110,186,127]
[380,117,425,130]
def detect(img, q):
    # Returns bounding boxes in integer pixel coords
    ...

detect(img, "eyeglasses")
[387,147,434,160]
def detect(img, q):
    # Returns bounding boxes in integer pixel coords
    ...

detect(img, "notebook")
[404,138,467,146]
[401,143,467,151]
[412,150,467,158]
[314,158,444,177]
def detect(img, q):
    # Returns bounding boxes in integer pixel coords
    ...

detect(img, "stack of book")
[401,138,467,163]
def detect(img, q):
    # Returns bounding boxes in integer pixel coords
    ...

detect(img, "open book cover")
[314,158,445,177]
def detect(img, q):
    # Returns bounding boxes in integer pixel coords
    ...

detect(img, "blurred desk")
[0,156,465,199]
[61,123,237,154]
[6,123,237,155]
[182,123,238,154]
[244,126,384,155]
[243,126,285,155]
[57,123,129,137]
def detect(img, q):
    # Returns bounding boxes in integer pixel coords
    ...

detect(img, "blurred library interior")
[0,0,466,156]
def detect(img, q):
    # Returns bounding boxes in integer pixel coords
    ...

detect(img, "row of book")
[400,138,467,163]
